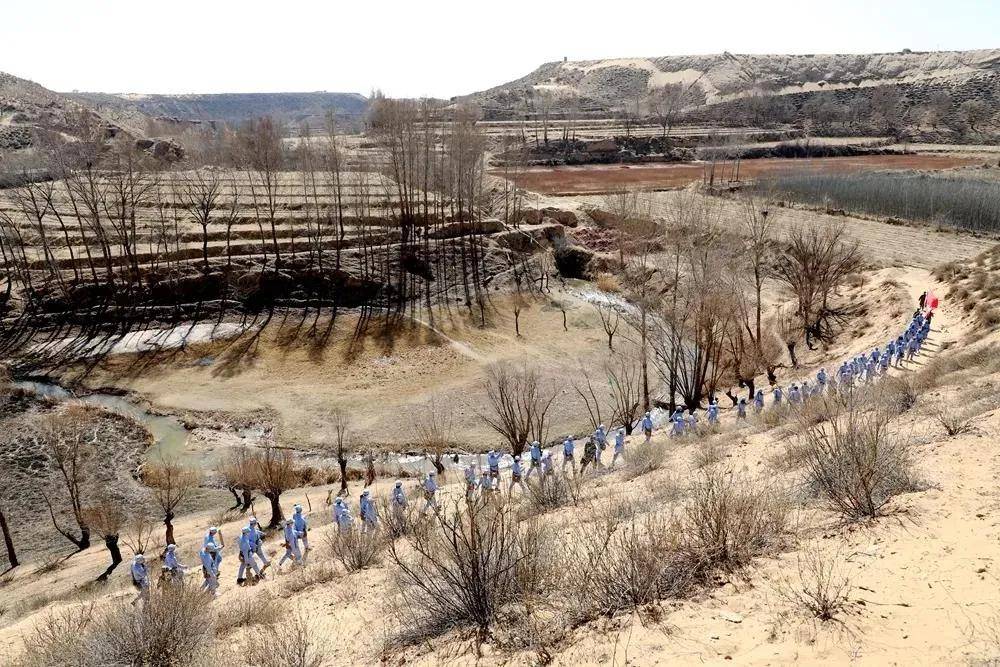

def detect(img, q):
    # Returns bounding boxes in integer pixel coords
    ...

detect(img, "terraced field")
[0,170,422,271]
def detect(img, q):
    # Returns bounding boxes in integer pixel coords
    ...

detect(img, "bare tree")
[329,408,352,496]
[27,406,100,551]
[143,460,200,545]
[594,302,621,350]
[645,81,705,139]
[232,443,301,528]
[413,396,454,476]
[481,363,557,455]
[81,499,125,581]
[607,352,644,434]
[179,170,224,273]
[772,224,864,348]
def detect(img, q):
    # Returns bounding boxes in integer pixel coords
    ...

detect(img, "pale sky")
[3,0,997,98]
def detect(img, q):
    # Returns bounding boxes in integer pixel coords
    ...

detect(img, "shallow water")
[14,380,191,461]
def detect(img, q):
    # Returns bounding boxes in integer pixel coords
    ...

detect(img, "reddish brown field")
[504,154,984,195]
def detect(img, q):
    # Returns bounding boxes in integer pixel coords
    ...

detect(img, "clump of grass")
[934,408,978,437]
[523,473,581,514]
[596,272,621,293]
[622,441,669,480]
[683,468,790,569]
[282,560,339,594]
[328,529,384,572]
[777,546,853,622]
[214,591,285,637]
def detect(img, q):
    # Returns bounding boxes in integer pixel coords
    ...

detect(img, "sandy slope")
[4,263,1000,666]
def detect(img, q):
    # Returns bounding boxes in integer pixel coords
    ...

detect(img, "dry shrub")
[935,408,978,437]
[692,440,725,469]
[17,587,213,667]
[623,441,668,480]
[759,407,786,430]
[975,303,1000,328]
[328,528,384,572]
[770,439,816,472]
[683,468,790,569]
[564,513,698,620]
[778,546,852,622]
[386,501,546,645]
[595,272,621,293]
[281,560,339,594]
[214,590,285,637]
[378,497,418,540]
[800,398,917,521]
[879,376,919,413]
[242,611,326,667]
[14,603,95,667]
[523,473,581,514]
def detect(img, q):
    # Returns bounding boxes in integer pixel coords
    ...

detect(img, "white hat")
[429,471,436,476]
[249,517,258,524]
[166,544,176,551]
[394,480,402,487]
[293,504,303,511]
[208,526,218,533]
[134,554,145,562]
[361,490,370,496]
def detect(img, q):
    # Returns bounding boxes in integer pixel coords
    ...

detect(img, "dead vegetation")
[327,527,384,572]
[799,394,918,521]
[386,501,546,645]
[777,546,853,622]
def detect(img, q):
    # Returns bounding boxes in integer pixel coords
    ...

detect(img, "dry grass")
[622,441,669,480]
[595,272,622,293]
[327,528,384,572]
[692,440,725,469]
[800,397,918,521]
[214,590,286,637]
[934,408,979,437]
[777,546,853,622]
[683,468,791,570]
[281,560,340,594]
[522,473,581,514]
[15,587,214,667]
[563,513,697,620]
[241,611,326,667]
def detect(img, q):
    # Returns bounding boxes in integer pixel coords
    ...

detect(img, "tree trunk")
[265,492,283,528]
[164,512,175,546]
[97,535,122,581]
[240,488,253,513]
[227,486,242,510]
[0,504,18,569]
[338,458,349,495]
[787,342,799,368]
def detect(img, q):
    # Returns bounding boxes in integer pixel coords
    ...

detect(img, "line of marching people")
[129,505,313,603]
[667,302,936,439]
[128,299,936,605]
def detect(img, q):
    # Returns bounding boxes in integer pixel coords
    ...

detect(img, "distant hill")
[66,91,370,133]
[0,71,143,155]
[461,49,1000,135]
